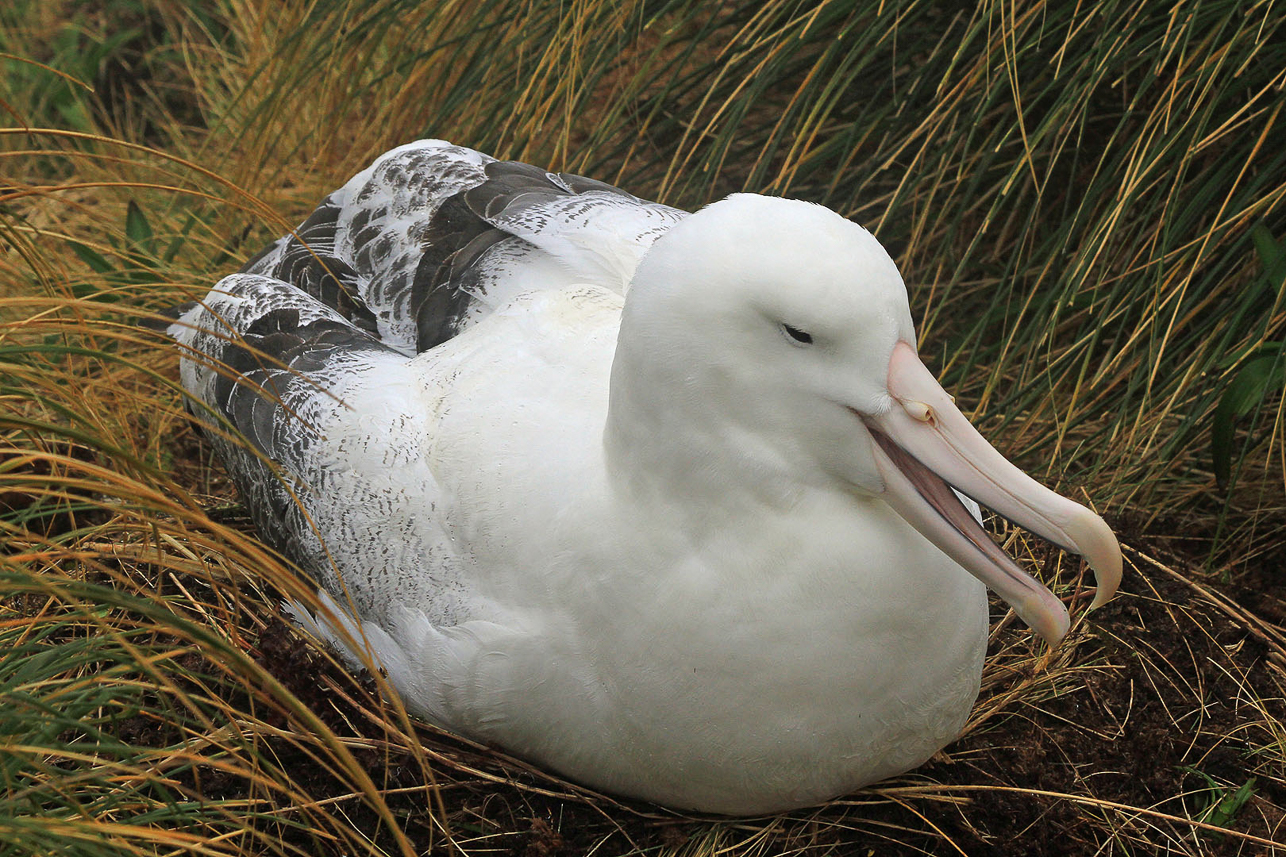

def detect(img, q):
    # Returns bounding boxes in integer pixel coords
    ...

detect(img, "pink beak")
[862,341,1122,645]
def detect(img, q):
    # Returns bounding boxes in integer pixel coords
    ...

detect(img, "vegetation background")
[2,0,1284,853]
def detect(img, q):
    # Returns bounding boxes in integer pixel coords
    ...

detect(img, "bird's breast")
[497,490,992,813]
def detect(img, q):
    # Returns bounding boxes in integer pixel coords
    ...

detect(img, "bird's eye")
[781,323,814,346]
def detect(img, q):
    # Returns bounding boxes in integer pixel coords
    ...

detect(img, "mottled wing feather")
[171,274,469,626]
[410,161,684,349]
[319,146,687,352]
[170,139,687,626]
[242,195,381,337]
[330,141,497,351]
[172,275,384,572]
[221,141,686,355]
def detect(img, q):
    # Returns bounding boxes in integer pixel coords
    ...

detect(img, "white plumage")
[169,140,1120,814]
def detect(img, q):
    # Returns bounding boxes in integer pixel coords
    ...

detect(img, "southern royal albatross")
[168,140,1121,814]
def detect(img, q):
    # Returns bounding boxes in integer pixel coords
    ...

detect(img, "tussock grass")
[2,0,1285,853]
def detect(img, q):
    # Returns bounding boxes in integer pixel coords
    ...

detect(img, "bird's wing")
[240,140,685,354]
[163,141,677,719]
[167,270,620,732]
[168,272,473,630]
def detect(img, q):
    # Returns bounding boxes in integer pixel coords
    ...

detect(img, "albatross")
[168,140,1121,815]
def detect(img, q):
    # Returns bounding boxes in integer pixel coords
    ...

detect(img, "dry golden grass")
[3,0,1285,853]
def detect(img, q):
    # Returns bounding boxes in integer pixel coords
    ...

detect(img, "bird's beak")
[861,341,1122,645]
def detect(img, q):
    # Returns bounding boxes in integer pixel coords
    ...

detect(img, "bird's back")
[167,140,684,625]
[238,140,683,353]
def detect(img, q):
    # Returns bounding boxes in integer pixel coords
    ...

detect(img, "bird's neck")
[603,343,804,526]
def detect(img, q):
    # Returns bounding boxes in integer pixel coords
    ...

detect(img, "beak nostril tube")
[903,400,934,423]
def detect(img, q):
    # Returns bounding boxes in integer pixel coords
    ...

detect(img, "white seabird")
[168,140,1121,815]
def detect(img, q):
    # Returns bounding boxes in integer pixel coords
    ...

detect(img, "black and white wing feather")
[234,140,683,353]
[167,139,686,624]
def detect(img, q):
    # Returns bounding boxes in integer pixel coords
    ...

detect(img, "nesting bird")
[168,141,1120,814]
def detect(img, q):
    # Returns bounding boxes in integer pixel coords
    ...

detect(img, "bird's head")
[617,193,1121,644]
